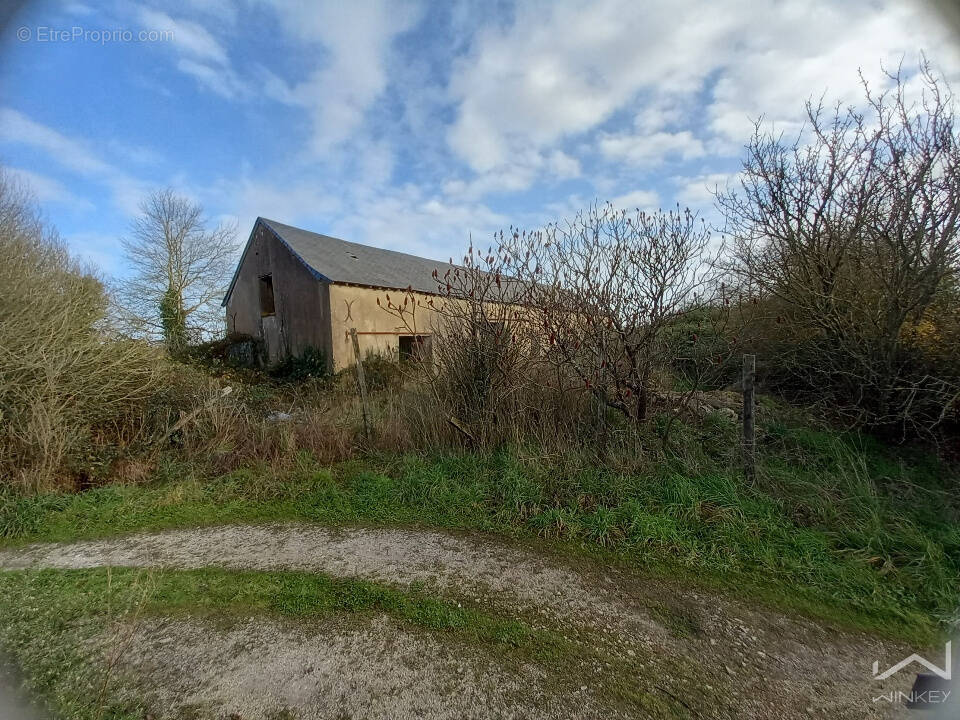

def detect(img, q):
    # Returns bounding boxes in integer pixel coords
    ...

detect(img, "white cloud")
[259,0,421,154]
[0,108,148,215]
[634,99,686,134]
[0,108,113,176]
[138,8,228,65]
[332,184,507,261]
[180,0,240,26]
[131,2,421,152]
[11,0,960,277]
[199,171,342,246]
[443,164,537,201]
[206,169,506,265]
[442,147,580,201]
[674,172,733,210]
[6,167,94,211]
[447,0,960,176]
[608,189,660,211]
[447,0,735,172]
[547,150,581,179]
[106,139,164,167]
[353,139,397,189]
[63,3,94,16]
[598,130,704,166]
[135,7,248,98]
[176,58,246,98]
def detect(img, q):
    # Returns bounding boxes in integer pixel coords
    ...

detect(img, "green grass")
[0,567,564,657]
[1,408,957,644]
[0,567,701,720]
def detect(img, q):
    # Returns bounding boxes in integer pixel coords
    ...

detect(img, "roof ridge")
[254,217,450,297]
[223,217,522,308]
[259,217,449,268]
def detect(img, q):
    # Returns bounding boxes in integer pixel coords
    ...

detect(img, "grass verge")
[1,409,956,645]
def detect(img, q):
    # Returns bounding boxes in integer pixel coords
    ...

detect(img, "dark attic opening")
[258,274,275,316]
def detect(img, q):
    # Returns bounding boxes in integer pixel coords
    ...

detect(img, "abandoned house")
[222,217,446,371]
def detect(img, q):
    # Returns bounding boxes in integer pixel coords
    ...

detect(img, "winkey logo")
[872,642,952,682]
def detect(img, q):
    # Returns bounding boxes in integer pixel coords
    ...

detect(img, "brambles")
[503,204,739,425]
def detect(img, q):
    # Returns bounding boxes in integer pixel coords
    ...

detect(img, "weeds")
[2,406,956,642]
[0,567,155,720]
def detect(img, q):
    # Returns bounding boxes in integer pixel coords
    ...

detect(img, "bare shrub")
[381,203,737,451]
[0,171,164,490]
[166,375,360,474]
[503,203,737,426]
[718,61,960,435]
[381,239,592,449]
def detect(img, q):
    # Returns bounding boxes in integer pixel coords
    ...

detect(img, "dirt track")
[0,524,918,719]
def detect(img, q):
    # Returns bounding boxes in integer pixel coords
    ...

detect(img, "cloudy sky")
[1,0,959,275]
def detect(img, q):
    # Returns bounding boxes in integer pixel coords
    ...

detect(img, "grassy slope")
[1,404,957,645]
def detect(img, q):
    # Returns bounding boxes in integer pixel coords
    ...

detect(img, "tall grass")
[2,400,956,640]
[0,166,954,641]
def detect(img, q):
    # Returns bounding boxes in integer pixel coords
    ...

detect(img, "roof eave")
[221,218,262,307]
[221,217,333,307]
[259,218,332,284]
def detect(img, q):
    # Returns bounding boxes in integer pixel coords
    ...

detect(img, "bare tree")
[380,240,549,444]
[717,60,960,434]
[504,203,732,425]
[116,189,237,350]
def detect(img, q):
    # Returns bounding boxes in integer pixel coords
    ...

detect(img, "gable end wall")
[225,222,332,366]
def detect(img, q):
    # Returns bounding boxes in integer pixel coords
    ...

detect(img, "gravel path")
[0,524,919,719]
[0,524,659,638]
[0,523,680,660]
[105,615,610,720]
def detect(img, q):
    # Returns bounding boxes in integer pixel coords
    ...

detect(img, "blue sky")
[2,0,959,276]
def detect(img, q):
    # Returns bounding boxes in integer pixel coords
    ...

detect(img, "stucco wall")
[225,222,332,365]
[328,284,444,371]
[225,220,525,372]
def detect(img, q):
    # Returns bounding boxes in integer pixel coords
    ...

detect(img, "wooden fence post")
[350,328,370,441]
[742,354,756,484]
[158,386,233,445]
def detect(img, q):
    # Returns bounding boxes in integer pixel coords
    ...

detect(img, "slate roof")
[223,217,449,305]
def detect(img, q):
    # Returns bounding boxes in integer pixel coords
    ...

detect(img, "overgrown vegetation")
[380,64,958,445]
[1,397,956,642]
[719,62,960,436]
[0,63,958,652]
[0,171,164,492]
